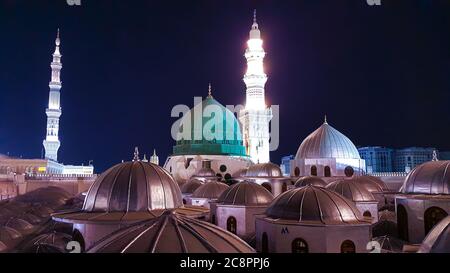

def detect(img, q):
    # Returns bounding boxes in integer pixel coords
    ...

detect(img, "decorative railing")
[25,174,97,180]
[369,172,408,177]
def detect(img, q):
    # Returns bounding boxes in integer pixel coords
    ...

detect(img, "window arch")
[324,166,331,177]
[363,211,372,218]
[261,232,269,253]
[292,238,308,253]
[310,166,317,176]
[281,182,288,193]
[294,167,300,177]
[72,229,85,253]
[424,207,448,235]
[397,204,409,241]
[227,216,237,234]
[211,214,216,225]
[340,240,356,253]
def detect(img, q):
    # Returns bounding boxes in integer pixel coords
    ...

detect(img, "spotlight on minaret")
[43,29,63,162]
[239,10,272,164]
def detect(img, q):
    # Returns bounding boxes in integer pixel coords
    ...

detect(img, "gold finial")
[207,83,213,98]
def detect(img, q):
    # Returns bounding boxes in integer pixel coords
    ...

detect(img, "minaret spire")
[239,11,272,164]
[43,29,63,162]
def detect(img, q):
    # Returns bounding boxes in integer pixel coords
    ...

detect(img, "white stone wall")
[216,205,267,238]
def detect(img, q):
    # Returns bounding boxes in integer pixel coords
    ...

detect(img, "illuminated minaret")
[239,11,272,163]
[43,29,62,162]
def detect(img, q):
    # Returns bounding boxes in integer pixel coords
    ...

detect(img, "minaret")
[150,149,159,165]
[239,10,272,164]
[43,29,63,162]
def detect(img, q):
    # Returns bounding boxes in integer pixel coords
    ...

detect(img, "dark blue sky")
[1,0,450,172]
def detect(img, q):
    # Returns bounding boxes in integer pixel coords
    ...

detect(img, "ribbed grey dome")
[83,161,183,212]
[352,176,389,193]
[295,121,361,160]
[401,161,450,195]
[191,181,229,199]
[245,163,282,178]
[180,179,203,194]
[218,181,273,206]
[418,216,450,253]
[87,210,255,253]
[266,186,368,225]
[294,176,327,188]
[326,179,376,202]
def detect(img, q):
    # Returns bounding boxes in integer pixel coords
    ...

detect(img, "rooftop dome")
[218,181,273,206]
[294,176,327,188]
[266,186,368,225]
[0,226,22,243]
[172,92,246,157]
[245,163,282,178]
[295,119,361,160]
[418,216,450,253]
[401,161,450,195]
[191,181,229,199]
[87,210,254,253]
[326,179,376,202]
[83,161,183,213]
[180,179,203,194]
[351,176,389,193]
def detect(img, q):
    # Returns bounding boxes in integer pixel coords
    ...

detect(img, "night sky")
[1,0,450,172]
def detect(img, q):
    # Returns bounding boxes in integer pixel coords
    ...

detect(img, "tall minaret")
[239,10,272,164]
[43,29,62,162]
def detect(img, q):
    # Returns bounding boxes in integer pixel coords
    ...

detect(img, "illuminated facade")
[239,11,272,164]
[43,30,62,162]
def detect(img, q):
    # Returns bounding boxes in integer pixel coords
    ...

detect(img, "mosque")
[1,11,450,254]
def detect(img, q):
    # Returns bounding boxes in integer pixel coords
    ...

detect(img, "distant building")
[393,147,436,172]
[280,155,294,176]
[358,147,394,173]
[440,151,450,160]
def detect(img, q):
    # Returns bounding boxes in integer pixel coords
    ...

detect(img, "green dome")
[173,96,246,156]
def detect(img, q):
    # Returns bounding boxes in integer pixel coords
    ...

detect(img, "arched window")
[424,207,448,235]
[262,232,269,253]
[310,166,317,176]
[344,166,354,177]
[281,182,288,193]
[397,204,409,241]
[72,229,85,253]
[363,211,372,218]
[262,183,272,193]
[211,214,216,225]
[183,199,187,205]
[294,167,300,177]
[292,238,308,253]
[340,240,356,253]
[227,216,237,234]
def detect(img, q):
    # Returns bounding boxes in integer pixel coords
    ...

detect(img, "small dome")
[373,236,405,253]
[295,120,361,160]
[294,176,327,188]
[218,181,274,206]
[266,186,368,225]
[232,168,248,178]
[326,179,376,202]
[352,176,389,193]
[418,216,450,253]
[245,163,282,178]
[191,181,229,199]
[83,161,183,212]
[401,161,450,195]
[0,226,22,242]
[87,210,254,253]
[180,179,203,194]
[6,218,34,233]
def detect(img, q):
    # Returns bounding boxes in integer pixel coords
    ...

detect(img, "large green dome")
[173,95,246,156]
